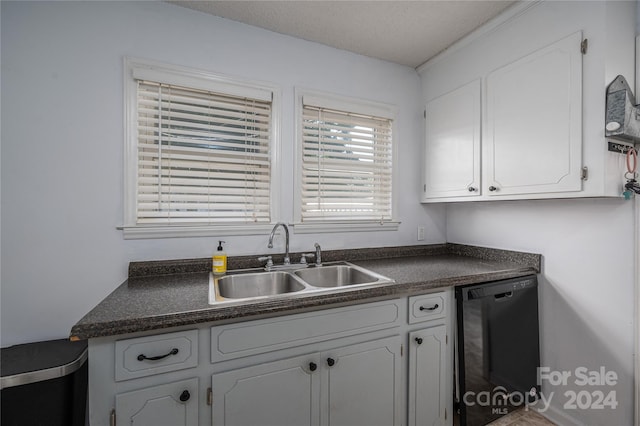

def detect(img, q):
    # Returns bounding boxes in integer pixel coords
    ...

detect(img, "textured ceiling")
[169,1,516,68]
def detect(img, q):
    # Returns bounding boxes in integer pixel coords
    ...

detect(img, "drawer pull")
[137,347,179,362]
[327,358,336,367]
[415,337,423,345]
[419,304,439,311]
[309,362,317,372]
[179,390,190,402]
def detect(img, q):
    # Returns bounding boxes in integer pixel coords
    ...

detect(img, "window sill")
[119,224,277,240]
[292,221,400,234]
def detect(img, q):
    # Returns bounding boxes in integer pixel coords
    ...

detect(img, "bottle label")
[213,259,225,267]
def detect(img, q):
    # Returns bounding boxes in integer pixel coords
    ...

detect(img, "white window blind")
[136,80,272,225]
[301,103,393,222]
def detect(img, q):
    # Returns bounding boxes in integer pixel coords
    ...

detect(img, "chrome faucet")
[314,242,322,266]
[268,222,290,265]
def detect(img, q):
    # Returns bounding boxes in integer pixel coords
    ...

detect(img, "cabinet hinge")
[423,184,426,192]
[110,409,116,426]
[445,408,448,420]
[424,110,426,119]
[401,344,404,357]
[207,387,213,405]
[581,38,588,55]
[581,166,589,181]
[446,335,448,345]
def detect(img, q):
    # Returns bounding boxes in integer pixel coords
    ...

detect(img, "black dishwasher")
[455,275,540,426]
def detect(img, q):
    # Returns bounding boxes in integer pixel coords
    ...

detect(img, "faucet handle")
[299,253,315,264]
[314,243,322,266]
[258,256,273,270]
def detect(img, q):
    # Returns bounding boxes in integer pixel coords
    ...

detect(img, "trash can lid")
[1,339,87,389]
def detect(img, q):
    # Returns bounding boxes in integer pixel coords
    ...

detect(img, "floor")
[487,408,556,426]
[454,407,557,426]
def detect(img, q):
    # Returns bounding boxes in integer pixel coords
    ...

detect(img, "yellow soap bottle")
[212,241,227,275]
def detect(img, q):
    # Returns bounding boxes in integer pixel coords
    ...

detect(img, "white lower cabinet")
[212,353,319,426]
[408,326,448,426]
[89,294,452,426]
[115,378,199,426]
[212,336,402,426]
[324,336,402,426]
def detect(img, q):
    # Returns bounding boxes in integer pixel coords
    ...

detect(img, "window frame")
[122,57,281,239]
[293,88,399,234]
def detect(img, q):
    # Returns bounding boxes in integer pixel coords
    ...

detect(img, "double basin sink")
[209,262,394,304]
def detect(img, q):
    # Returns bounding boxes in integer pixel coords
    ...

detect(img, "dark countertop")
[70,244,540,341]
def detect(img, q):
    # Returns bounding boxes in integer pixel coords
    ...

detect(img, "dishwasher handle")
[493,291,513,301]
[460,275,537,301]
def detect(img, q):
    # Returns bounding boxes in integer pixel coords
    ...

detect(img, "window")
[123,58,280,238]
[295,90,398,232]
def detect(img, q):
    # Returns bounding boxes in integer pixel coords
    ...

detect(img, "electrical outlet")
[417,226,425,241]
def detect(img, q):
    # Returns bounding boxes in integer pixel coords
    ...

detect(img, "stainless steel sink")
[208,262,394,304]
[294,264,389,288]
[212,271,307,302]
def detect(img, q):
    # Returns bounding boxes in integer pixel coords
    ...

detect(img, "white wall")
[0,1,445,347]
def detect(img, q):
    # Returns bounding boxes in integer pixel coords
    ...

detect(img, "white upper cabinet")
[423,80,481,200]
[485,31,583,196]
[419,1,636,202]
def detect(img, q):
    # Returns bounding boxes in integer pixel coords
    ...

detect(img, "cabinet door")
[212,354,320,426]
[424,80,481,199]
[485,31,583,196]
[408,326,447,426]
[322,336,402,426]
[115,378,198,426]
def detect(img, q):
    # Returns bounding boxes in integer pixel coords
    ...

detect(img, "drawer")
[115,329,198,381]
[408,293,446,323]
[211,299,401,363]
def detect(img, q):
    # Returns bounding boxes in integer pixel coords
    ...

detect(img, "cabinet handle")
[179,390,190,402]
[415,337,423,345]
[327,358,336,367]
[489,186,498,192]
[468,186,477,192]
[137,348,179,361]
[309,362,317,372]
[419,304,439,311]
